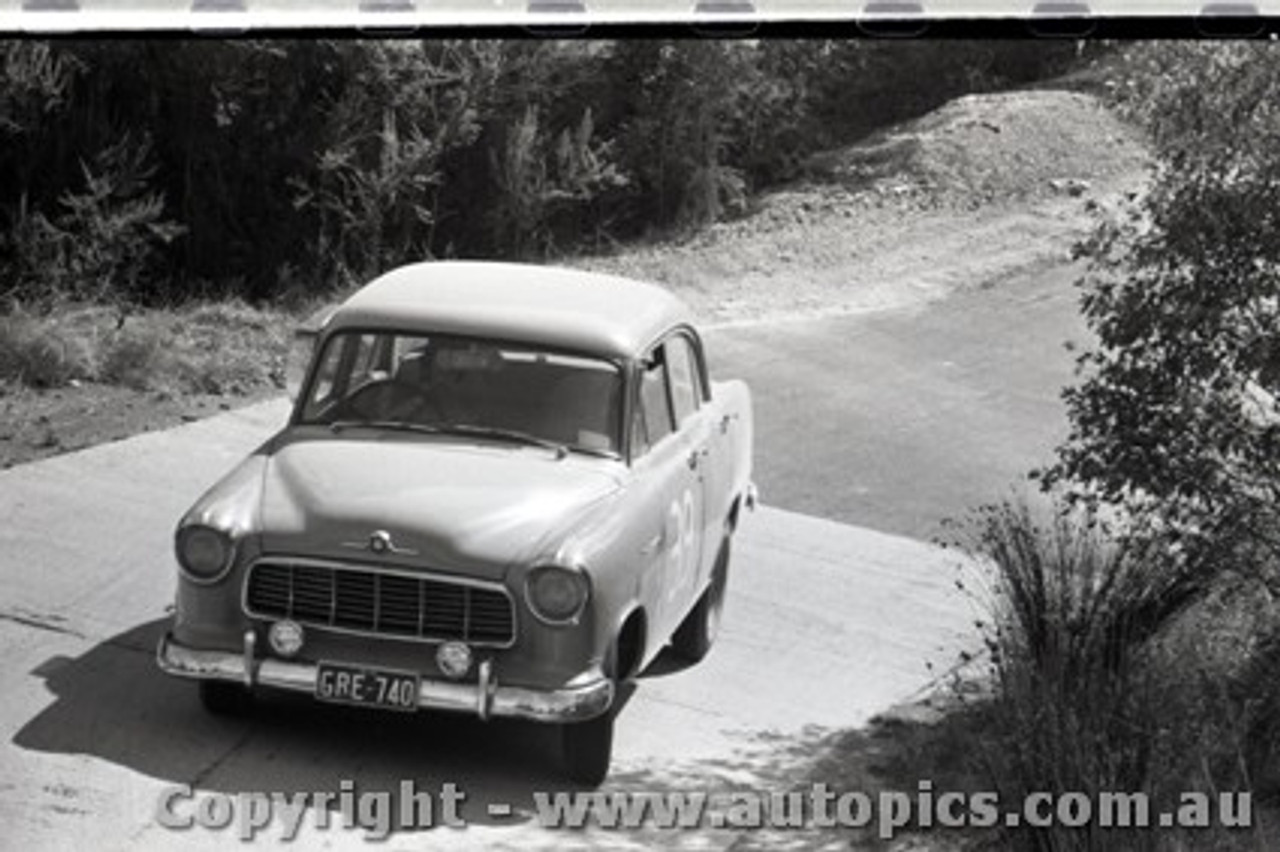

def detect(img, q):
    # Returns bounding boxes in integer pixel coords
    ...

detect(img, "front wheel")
[559,710,615,786]
[671,537,730,664]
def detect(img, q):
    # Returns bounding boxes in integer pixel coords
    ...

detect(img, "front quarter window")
[304,334,345,411]
[631,350,675,459]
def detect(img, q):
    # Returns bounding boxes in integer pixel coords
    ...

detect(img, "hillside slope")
[579,88,1150,326]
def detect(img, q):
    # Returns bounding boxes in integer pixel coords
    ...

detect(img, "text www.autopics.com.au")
[155,780,1254,841]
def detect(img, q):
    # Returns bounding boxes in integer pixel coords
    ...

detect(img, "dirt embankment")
[580,88,1150,326]
[0,88,1150,470]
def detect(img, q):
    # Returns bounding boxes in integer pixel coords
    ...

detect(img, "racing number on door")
[665,488,700,604]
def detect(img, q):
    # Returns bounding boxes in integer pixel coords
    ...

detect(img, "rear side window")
[665,335,701,426]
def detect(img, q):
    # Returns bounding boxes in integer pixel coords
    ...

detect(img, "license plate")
[315,662,420,712]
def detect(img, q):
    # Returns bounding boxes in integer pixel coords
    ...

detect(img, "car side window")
[665,335,701,426]
[632,350,675,458]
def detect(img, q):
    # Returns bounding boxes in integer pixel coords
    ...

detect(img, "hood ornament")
[342,529,418,557]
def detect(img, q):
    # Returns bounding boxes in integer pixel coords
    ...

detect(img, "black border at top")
[3,16,1278,39]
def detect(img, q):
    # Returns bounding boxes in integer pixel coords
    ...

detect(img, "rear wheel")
[671,537,730,664]
[199,681,253,716]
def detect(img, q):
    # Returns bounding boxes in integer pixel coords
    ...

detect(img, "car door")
[629,337,708,640]
[662,332,718,589]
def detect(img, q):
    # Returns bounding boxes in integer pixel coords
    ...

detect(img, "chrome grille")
[244,560,515,646]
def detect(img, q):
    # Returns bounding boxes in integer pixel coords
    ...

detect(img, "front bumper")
[156,632,613,723]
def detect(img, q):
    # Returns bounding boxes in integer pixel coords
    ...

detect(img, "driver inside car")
[392,341,492,425]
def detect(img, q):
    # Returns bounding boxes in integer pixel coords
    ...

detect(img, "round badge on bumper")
[268,620,305,658]
[436,641,472,680]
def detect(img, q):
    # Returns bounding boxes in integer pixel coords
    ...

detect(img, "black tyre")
[559,638,620,786]
[199,680,253,716]
[671,537,730,664]
[559,710,615,787]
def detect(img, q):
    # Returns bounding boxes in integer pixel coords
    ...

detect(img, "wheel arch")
[613,606,648,682]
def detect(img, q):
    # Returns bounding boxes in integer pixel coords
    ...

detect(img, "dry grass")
[0,300,293,396]
[0,307,100,388]
[943,499,1280,852]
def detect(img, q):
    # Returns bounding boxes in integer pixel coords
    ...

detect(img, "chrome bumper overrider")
[156,632,613,723]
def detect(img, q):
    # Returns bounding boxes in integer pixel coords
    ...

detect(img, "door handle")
[687,450,700,470]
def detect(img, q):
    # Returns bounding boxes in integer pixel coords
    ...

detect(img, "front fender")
[531,477,667,673]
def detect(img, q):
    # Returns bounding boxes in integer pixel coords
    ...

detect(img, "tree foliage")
[0,38,1085,308]
[1043,43,1280,580]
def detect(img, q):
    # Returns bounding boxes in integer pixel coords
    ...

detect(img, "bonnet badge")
[342,529,417,556]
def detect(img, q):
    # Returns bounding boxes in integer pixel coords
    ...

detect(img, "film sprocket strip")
[4,0,1274,37]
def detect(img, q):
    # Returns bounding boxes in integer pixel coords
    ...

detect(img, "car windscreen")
[298,331,624,456]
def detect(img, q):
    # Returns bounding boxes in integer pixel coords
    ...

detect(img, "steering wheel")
[331,379,443,423]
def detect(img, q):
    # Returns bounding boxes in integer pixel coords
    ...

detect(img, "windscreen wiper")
[327,420,444,436]
[434,423,569,459]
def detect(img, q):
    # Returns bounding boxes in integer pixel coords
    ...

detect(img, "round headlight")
[525,565,590,624]
[176,525,234,582]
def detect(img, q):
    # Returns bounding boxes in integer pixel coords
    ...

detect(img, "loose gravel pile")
[812,89,1149,207]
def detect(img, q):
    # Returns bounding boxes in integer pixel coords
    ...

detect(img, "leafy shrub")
[3,133,183,307]
[1041,42,1280,586]
[487,104,628,257]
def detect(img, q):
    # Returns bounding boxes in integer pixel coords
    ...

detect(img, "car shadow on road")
[638,649,697,679]
[11,618,636,833]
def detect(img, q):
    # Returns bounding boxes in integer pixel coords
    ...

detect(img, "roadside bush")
[182,299,279,333]
[172,351,266,397]
[172,301,291,396]
[0,309,97,387]
[0,299,292,394]
[1040,41,1280,597]
[961,499,1266,851]
[99,324,169,391]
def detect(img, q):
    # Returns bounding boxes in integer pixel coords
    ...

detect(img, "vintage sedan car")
[156,261,755,784]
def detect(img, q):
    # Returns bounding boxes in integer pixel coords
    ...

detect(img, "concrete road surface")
[0,258,1081,849]
[709,259,1086,541]
[0,400,983,850]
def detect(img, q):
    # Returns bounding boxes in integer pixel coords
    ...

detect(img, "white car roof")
[323,261,695,359]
